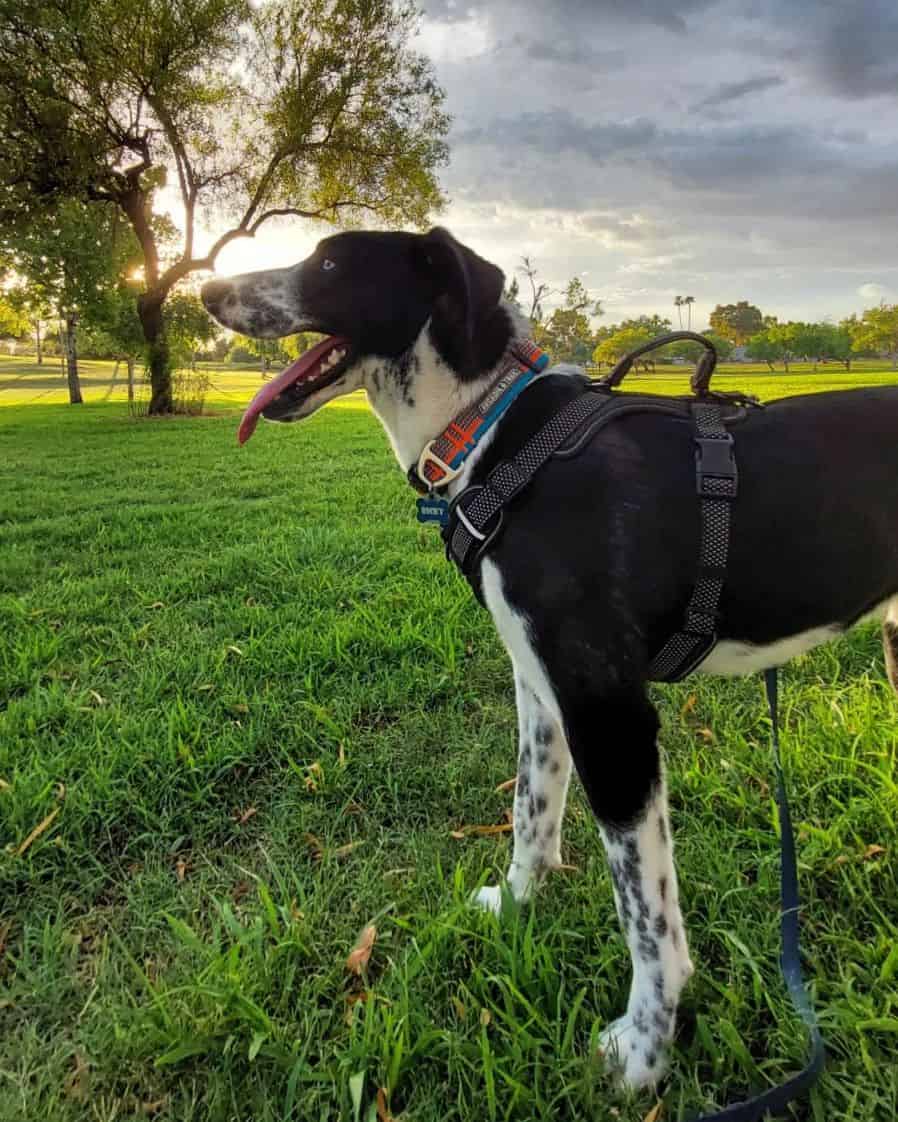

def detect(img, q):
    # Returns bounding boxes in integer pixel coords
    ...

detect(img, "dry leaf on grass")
[643,1102,664,1122]
[332,841,363,860]
[226,644,244,657]
[304,833,324,861]
[495,777,517,792]
[863,844,886,860]
[233,806,257,826]
[64,1053,90,1101]
[89,689,106,706]
[232,880,251,905]
[346,924,377,975]
[174,857,191,882]
[141,1099,168,1116]
[15,806,61,857]
[450,823,514,839]
[695,727,714,743]
[0,777,11,792]
[680,694,697,720]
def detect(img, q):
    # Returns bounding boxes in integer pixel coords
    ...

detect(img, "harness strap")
[444,387,611,573]
[647,402,737,680]
[691,669,825,1121]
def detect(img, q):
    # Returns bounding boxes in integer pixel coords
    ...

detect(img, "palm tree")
[674,295,684,328]
[684,296,695,330]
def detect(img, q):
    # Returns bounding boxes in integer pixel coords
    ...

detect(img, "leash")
[691,669,826,1121]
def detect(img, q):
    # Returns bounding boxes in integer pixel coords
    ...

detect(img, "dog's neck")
[365,301,532,493]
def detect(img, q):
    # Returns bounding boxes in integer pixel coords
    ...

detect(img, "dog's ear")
[414,227,506,377]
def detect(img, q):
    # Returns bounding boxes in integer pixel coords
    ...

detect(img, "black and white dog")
[202,228,898,1089]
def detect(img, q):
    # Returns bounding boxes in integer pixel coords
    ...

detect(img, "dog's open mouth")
[237,335,352,445]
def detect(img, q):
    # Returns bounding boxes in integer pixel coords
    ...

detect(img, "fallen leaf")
[64,1053,90,1101]
[232,880,251,905]
[696,727,714,743]
[149,601,165,610]
[643,1103,664,1122]
[197,683,215,692]
[338,742,347,767]
[480,1008,492,1027]
[502,807,513,824]
[346,924,377,975]
[332,841,363,860]
[174,857,190,882]
[376,1087,394,1122]
[863,844,886,860]
[305,762,323,792]
[457,823,514,838]
[89,689,106,706]
[451,996,467,1021]
[231,703,249,715]
[553,863,580,874]
[450,830,466,840]
[304,833,324,862]
[0,778,10,792]
[226,644,244,657]
[495,777,517,792]
[233,806,257,826]
[15,806,61,856]
[680,694,697,720]
[834,854,849,866]
[141,1099,168,1116]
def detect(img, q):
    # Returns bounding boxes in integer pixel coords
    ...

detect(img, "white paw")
[598,1013,670,1090]
[471,885,504,915]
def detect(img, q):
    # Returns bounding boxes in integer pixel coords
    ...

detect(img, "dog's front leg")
[473,667,572,914]
[570,689,694,1089]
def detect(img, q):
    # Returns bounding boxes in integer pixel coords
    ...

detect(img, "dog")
[202,227,898,1089]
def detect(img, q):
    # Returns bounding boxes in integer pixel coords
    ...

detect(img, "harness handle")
[600,330,718,394]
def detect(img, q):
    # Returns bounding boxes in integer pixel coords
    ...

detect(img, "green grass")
[1,371,897,1121]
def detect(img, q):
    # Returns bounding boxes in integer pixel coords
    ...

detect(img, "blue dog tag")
[416,496,449,526]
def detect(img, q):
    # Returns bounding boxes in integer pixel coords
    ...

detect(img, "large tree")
[537,277,603,364]
[0,0,448,413]
[709,301,764,345]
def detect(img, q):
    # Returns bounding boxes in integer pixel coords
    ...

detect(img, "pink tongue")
[237,335,349,445]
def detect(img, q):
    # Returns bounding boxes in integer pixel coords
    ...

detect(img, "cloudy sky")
[212,0,898,329]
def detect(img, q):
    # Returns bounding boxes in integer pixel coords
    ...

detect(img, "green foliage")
[592,316,672,366]
[848,303,898,365]
[709,301,764,344]
[533,277,603,364]
[0,294,27,337]
[164,291,220,366]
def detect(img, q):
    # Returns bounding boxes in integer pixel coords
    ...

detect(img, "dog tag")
[416,496,449,526]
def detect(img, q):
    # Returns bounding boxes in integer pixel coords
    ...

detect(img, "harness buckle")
[695,434,737,498]
[416,443,464,490]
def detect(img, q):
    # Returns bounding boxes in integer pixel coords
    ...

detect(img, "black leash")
[691,669,826,1121]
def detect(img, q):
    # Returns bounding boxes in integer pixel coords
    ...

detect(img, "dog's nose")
[201,278,232,310]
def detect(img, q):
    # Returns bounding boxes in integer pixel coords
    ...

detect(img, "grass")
[1,366,897,1121]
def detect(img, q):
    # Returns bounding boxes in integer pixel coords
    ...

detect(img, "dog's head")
[201,228,508,444]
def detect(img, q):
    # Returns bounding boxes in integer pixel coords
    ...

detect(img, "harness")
[411,331,826,1120]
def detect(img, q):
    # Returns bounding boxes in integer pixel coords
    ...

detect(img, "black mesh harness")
[441,332,750,682]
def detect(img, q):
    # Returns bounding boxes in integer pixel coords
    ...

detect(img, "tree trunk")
[783,357,790,372]
[64,313,83,404]
[844,358,851,370]
[35,321,43,366]
[127,355,135,403]
[138,292,172,414]
[766,360,774,372]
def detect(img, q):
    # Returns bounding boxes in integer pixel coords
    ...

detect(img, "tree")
[0,0,449,414]
[667,332,733,363]
[517,257,551,323]
[0,198,137,402]
[848,303,898,368]
[0,294,27,339]
[745,329,784,371]
[538,276,603,364]
[709,301,764,344]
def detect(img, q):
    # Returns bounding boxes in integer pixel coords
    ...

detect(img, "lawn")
[1,366,897,1121]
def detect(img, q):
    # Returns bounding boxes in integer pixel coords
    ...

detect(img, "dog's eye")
[322,258,336,272]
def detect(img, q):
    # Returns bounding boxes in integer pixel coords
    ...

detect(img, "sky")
[204,0,898,330]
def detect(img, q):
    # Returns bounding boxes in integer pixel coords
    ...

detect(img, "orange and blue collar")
[409,340,549,499]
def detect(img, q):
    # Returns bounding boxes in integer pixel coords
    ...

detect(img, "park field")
[1,367,897,1121]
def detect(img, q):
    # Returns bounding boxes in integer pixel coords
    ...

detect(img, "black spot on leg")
[528,796,536,819]
[535,722,553,746]
[549,759,561,774]
[638,936,660,961]
[645,1051,657,1068]
[536,749,549,768]
[658,815,668,844]
[535,794,547,815]
[545,822,556,839]
[671,927,680,949]
[654,914,668,938]
[659,876,667,903]
[517,770,530,798]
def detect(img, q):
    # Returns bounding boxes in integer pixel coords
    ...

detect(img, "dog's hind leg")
[884,597,898,694]
[473,667,573,914]
[566,688,693,1090]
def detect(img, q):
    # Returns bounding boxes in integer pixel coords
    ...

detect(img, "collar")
[407,339,549,495]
